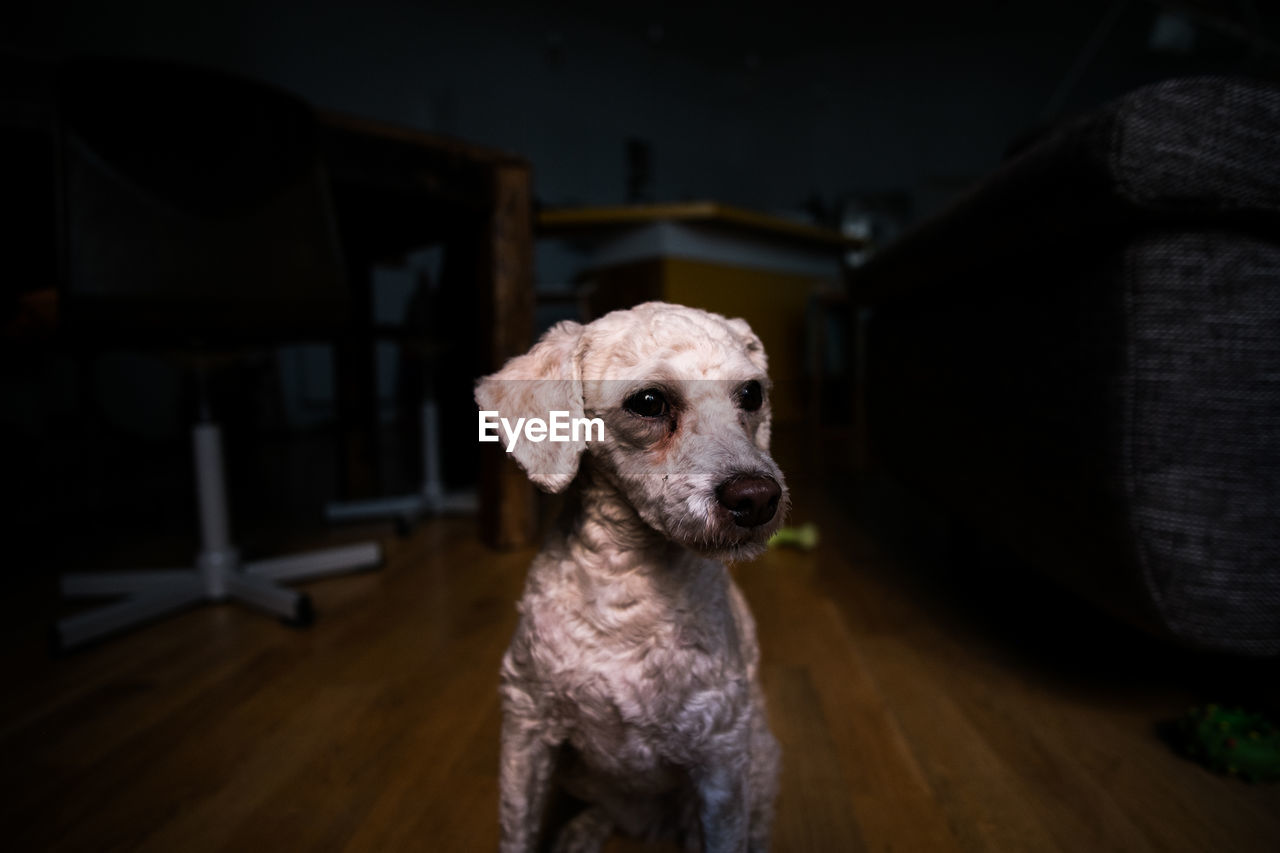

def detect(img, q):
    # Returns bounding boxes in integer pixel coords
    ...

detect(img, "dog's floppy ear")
[475,320,585,494]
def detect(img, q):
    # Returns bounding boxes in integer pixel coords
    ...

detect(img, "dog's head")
[475,301,788,559]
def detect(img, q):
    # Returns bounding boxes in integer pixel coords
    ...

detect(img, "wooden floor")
[3,465,1279,851]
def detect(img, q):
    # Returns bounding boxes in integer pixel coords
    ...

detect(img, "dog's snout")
[716,476,781,528]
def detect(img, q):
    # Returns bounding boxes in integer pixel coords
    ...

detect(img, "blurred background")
[6,0,1279,561]
[3,2,1279,850]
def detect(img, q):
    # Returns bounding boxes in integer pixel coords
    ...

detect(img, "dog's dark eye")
[737,380,763,412]
[624,388,668,419]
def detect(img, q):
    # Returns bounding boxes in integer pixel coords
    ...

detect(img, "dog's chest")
[574,644,745,779]
[530,595,748,777]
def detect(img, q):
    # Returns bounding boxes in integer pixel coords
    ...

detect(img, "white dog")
[477,302,784,853]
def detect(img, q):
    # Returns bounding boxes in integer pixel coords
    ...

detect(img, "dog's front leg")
[498,696,557,853]
[693,764,750,853]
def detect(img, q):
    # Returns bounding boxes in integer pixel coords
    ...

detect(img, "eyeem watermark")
[479,411,605,452]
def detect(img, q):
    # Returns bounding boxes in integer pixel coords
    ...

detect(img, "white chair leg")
[243,542,382,583]
[55,579,206,649]
[325,494,425,524]
[224,574,311,624]
[61,570,195,598]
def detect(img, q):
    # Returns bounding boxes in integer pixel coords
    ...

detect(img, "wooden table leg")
[478,162,536,549]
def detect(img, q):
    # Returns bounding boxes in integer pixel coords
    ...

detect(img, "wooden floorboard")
[3,469,1279,852]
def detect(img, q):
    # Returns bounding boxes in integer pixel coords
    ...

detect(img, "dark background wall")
[12,1,1279,218]
[4,0,1278,566]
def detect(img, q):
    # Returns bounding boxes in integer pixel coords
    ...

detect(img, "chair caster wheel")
[283,594,315,628]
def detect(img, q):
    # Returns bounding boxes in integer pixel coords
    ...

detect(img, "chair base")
[325,396,477,534]
[54,418,383,652]
[54,541,381,651]
[325,489,476,534]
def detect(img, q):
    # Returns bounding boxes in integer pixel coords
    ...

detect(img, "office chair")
[324,268,477,533]
[52,57,381,650]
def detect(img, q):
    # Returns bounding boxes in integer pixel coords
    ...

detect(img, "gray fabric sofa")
[853,76,1280,657]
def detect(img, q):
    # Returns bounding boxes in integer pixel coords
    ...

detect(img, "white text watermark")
[478,410,605,452]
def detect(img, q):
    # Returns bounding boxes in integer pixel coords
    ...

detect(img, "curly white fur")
[476,302,784,853]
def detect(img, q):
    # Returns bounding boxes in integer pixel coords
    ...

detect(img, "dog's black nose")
[716,476,781,528]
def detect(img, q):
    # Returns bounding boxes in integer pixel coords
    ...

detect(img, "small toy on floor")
[768,522,819,551]
[1164,705,1280,783]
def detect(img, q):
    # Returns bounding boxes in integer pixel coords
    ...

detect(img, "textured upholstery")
[856,77,1280,656]
[1122,231,1280,655]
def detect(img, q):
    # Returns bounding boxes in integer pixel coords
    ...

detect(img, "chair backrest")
[57,57,348,346]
